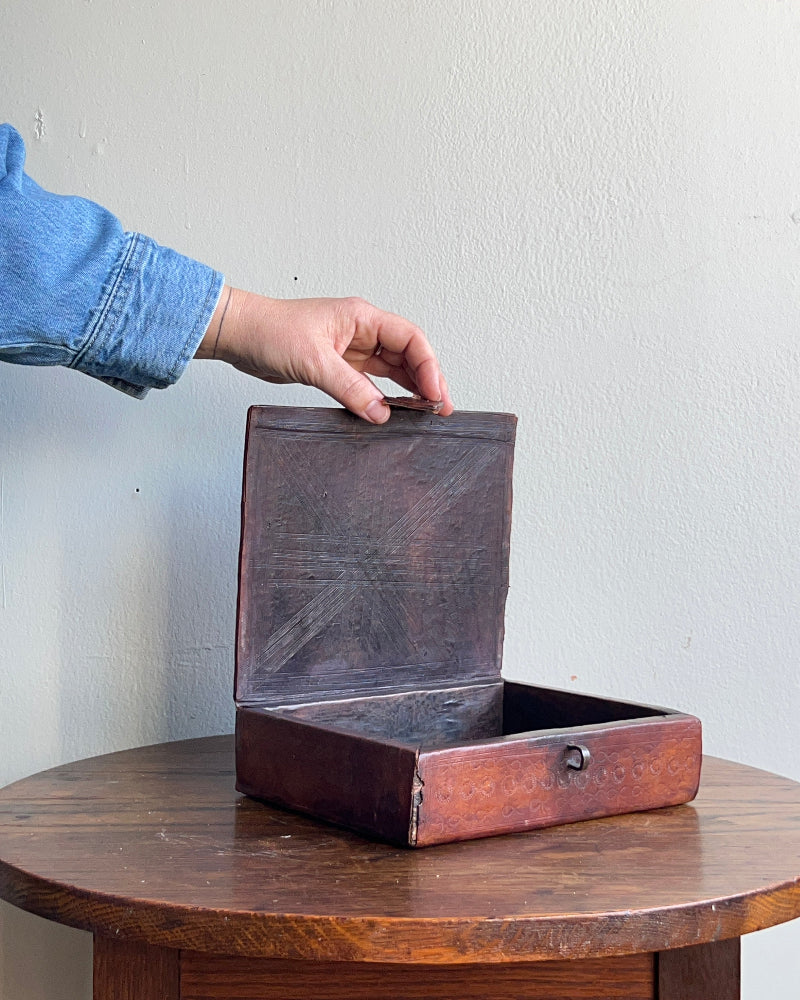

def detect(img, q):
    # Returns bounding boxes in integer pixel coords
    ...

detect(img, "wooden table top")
[0,735,798,965]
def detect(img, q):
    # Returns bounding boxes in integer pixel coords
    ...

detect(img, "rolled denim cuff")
[71,232,224,398]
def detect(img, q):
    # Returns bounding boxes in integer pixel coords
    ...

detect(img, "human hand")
[195,287,454,424]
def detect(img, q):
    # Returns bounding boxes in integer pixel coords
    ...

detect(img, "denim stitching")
[70,231,140,371]
[167,271,224,382]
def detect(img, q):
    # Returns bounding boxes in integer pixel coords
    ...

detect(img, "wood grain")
[180,954,655,999]
[657,939,740,999]
[0,736,799,963]
[93,936,179,1000]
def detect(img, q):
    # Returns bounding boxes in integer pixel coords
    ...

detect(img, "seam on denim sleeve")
[88,374,148,398]
[165,270,224,383]
[70,231,140,371]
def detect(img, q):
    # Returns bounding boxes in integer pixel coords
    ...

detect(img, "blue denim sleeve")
[0,124,224,398]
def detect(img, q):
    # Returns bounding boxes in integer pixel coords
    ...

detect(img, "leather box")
[235,406,702,847]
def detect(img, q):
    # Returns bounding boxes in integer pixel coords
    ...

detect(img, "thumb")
[316,351,390,424]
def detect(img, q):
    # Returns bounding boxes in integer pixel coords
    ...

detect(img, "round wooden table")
[0,736,799,999]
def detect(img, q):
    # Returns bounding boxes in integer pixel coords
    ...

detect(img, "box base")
[236,681,702,847]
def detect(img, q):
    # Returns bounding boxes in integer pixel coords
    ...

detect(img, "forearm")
[1,122,451,417]
[0,123,223,397]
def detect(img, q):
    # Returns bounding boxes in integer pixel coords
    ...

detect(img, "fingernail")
[366,399,389,424]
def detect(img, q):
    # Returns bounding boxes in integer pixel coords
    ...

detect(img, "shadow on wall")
[48,371,243,764]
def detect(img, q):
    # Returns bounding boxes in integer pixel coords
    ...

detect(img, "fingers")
[349,305,453,414]
[201,290,454,422]
[367,310,446,403]
[317,351,391,424]
[364,353,455,416]
[363,352,419,395]
[438,374,454,416]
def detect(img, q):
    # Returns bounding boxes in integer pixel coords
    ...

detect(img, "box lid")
[235,406,516,707]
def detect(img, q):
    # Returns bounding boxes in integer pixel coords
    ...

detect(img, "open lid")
[235,406,517,707]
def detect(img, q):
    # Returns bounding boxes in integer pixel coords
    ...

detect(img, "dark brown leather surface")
[234,406,701,846]
[236,406,516,707]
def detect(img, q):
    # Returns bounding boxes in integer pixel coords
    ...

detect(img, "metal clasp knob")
[564,744,591,772]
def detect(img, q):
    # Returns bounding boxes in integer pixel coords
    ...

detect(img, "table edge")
[1,739,799,963]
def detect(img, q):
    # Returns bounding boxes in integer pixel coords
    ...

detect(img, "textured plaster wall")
[2,2,800,997]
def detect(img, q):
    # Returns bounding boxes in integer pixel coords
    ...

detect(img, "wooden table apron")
[0,736,799,1000]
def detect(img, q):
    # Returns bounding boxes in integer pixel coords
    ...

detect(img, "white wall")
[2,2,799,996]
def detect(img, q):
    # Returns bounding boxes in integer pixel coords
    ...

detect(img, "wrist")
[195,285,242,361]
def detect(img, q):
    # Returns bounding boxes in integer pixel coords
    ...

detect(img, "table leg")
[657,938,741,1000]
[93,935,180,1000]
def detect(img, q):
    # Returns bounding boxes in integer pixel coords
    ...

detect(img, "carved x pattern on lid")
[253,440,498,675]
